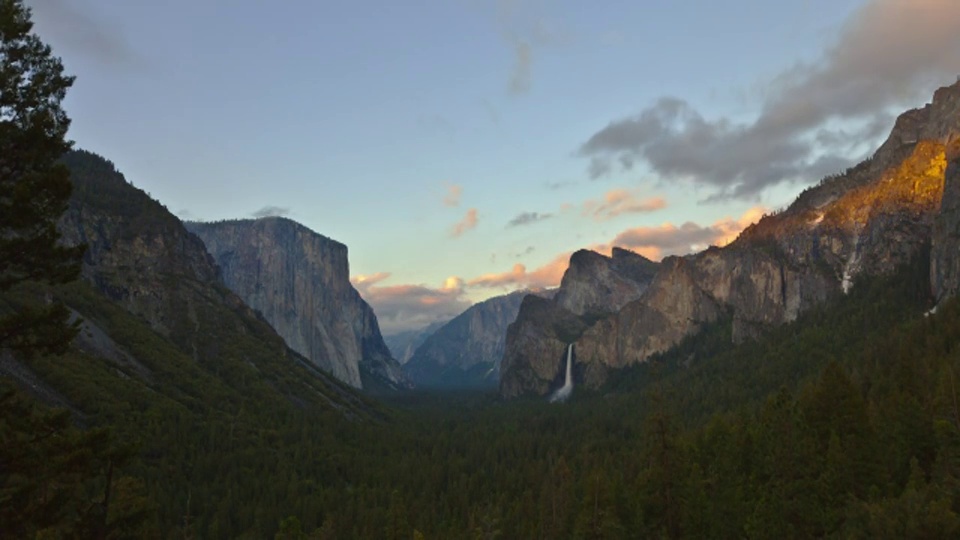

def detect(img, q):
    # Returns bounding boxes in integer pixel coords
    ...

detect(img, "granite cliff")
[48,150,369,414]
[500,248,658,397]
[185,218,406,390]
[502,81,960,398]
[554,247,660,319]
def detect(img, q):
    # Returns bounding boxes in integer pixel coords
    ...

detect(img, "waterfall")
[549,344,574,403]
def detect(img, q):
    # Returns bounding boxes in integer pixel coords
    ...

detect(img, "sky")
[25,0,960,334]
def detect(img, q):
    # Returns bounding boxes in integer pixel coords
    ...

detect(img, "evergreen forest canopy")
[7,237,960,538]
[5,0,960,538]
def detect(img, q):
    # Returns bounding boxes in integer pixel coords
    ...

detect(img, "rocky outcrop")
[499,295,588,398]
[59,150,225,341]
[499,250,658,398]
[404,289,552,388]
[502,81,960,398]
[185,218,406,390]
[555,248,659,319]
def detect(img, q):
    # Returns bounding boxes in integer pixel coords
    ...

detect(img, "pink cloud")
[443,183,463,207]
[583,188,667,221]
[466,207,765,292]
[352,273,471,334]
[609,206,766,258]
[467,253,571,290]
[450,208,479,238]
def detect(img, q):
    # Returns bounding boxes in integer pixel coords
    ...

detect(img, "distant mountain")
[403,288,554,389]
[384,320,448,365]
[185,218,407,391]
[501,80,960,398]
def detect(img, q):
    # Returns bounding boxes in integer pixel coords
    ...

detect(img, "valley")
[4,0,960,537]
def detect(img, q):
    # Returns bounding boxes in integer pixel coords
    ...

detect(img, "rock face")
[185,218,406,390]
[500,250,658,398]
[404,289,551,388]
[59,151,224,341]
[55,150,370,413]
[931,141,960,303]
[502,81,960,398]
[555,247,660,319]
[500,295,589,398]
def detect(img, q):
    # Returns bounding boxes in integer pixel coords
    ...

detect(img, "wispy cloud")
[352,273,470,334]
[493,0,568,95]
[579,0,960,200]
[443,183,463,207]
[450,208,479,237]
[251,205,290,219]
[582,189,667,221]
[468,207,765,291]
[545,179,578,190]
[506,211,553,228]
[26,0,138,68]
[508,38,533,95]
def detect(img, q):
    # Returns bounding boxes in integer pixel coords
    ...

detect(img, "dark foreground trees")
[0,0,84,355]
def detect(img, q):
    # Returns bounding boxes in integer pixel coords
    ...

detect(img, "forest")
[5,253,960,539]
[4,0,960,537]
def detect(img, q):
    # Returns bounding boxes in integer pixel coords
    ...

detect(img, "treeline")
[5,256,960,538]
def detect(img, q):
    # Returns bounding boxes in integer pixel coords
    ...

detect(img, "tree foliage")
[0,0,84,356]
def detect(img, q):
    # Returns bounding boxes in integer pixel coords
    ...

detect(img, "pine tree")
[0,0,84,356]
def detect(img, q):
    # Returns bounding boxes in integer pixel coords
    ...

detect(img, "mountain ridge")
[501,80,960,398]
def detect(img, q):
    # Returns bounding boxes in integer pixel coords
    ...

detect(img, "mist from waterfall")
[549,344,574,403]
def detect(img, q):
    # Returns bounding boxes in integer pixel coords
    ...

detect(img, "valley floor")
[5,258,960,538]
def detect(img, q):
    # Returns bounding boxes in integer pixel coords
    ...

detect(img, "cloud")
[352,273,470,335]
[419,114,456,137]
[510,246,536,258]
[481,98,501,125]
[609,207,766,260]
[583,189,667,221]
[469,207,765,292]
[442,183,463,207]
[579,0,960,200]
[493,0,567,95]
[251,205,290,219]
[508,38,533,95]
[468,252,570,290]
[26,0,136,67]
[545,179,577,190]
[506,211,552,228]
[450,208,479,237]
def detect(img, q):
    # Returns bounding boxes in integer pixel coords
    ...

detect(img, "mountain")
[383,320,448,365]
[500,249,659,397]
[43,150,369,410]
[185,218,407,391]
[555,247,661,320]
[403,289,554,389]
[501,81,960,398]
